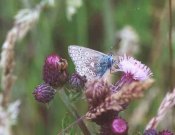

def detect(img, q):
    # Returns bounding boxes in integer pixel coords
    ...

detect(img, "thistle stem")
[58,89,91,135]
[113,74,133,92]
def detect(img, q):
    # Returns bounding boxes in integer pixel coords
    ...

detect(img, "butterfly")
[68,45,116,81]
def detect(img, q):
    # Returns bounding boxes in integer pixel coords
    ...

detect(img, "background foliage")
[0,0,175,135]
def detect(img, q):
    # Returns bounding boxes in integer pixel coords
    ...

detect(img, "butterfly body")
[68,45,115,80]
[96,55,113,77]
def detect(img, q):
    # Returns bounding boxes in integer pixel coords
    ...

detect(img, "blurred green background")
[0,0,175,135]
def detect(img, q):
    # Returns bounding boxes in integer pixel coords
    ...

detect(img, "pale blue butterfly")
[68,45,115,81]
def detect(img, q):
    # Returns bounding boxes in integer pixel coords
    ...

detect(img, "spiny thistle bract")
[43,54,68,88]
[68,72,87,91]
[85,79,112,108]
[33,83,56,103]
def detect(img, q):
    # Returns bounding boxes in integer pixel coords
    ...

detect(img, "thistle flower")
[112,117,128,135]
[113,55,152,92]
[69,72,87,90]
[99,116,128,135]
[43,54,68,88]
[85,79,117,125]
[158,130,174,135]
[85,79,111,108]
[86,79,154,123]
[117,55,152,80]
[33,83,56,103]
[144,129,158,135]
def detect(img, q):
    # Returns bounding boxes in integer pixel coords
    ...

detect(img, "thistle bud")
[85,79,111,108]
[43,54,68,88]
[144,129,158,135]
[159,130,174,135]
[112,117,128,135]
[69,73,87,90]
[33,83,56,103]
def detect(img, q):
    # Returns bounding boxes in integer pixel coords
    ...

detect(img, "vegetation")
[0,0,174,135]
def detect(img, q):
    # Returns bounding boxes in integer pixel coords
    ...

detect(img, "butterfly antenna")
[58,115,86,135]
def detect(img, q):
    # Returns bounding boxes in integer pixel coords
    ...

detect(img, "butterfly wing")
[68,45,109,81]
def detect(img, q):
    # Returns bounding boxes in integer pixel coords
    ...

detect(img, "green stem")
[168,0,173,91]
[58,89,91,135]
[103,0,115,51]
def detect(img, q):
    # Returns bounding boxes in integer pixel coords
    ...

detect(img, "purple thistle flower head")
[43,54,68,88]
[117,55,152,81]
[45,54,62,69]
[112,117,128,135]
[113,55,153,92]
[144,129,158,135]
[69,73,87,90]
[33,83,56,103]
[159,130,174,135]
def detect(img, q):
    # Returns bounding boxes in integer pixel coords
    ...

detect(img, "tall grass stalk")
[0,1,54,134]
[168,0,173,91]
[145,88,175,130]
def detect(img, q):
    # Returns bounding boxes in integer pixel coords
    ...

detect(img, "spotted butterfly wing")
[68,45,111,81]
